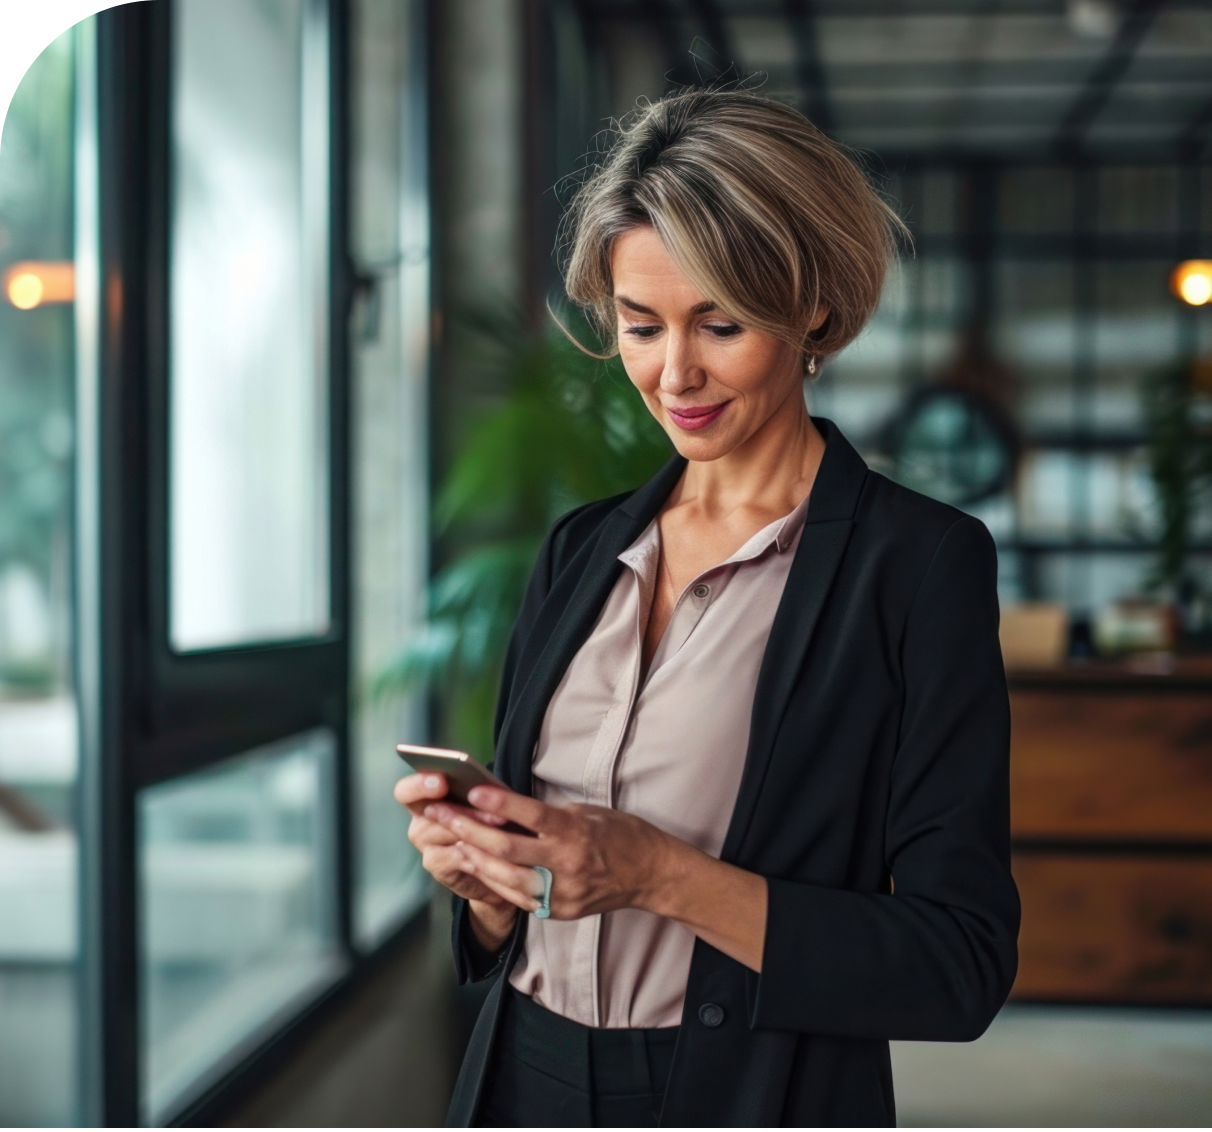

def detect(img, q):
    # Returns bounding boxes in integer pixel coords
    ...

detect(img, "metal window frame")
[74,1,433,1124]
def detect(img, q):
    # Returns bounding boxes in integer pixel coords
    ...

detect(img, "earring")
[807,356,817,376]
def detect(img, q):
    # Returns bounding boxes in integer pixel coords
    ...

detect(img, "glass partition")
[169,0,330,651]
[138,729,341,1123]
[0,29,82,1127]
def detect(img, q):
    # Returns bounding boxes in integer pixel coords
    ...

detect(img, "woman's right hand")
[394,773,518,951]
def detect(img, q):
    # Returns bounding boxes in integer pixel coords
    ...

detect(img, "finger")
[394,773,449,807]
[458,840,545,898]
[422,843,472,887]
[465,786,559,836]
[421,800,505,826]
[408,815,461,850]
[436,808,543,864]
[459,856,540,913]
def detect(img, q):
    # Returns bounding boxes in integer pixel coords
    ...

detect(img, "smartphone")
[396,744,533,835]
[395,743,508,807]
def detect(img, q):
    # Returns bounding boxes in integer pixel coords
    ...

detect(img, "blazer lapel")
[494,453,687,793]
[720,419,869,863]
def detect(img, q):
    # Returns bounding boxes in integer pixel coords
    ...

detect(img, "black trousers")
[476,988,679,1127]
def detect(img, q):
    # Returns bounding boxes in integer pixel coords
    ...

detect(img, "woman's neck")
[674,385,825,521]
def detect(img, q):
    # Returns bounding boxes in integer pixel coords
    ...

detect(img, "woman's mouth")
[666,401,731,431]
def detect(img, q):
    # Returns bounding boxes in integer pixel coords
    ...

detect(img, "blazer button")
[698,1002,725,1028]
[692,583,710,599]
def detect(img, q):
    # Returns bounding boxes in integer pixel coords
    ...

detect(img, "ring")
[532,866,553,919]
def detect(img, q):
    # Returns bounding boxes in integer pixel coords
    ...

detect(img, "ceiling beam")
[1053,0,1166,157]
[784,0,834,134]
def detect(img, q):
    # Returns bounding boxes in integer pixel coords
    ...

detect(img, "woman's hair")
[560,89,907,368]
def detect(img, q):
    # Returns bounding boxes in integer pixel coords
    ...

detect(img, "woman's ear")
[808,305,831,332]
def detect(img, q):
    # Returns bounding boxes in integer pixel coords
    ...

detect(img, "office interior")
[1,0,1211,1125]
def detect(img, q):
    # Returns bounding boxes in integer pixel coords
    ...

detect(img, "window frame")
[74,2,431,1124]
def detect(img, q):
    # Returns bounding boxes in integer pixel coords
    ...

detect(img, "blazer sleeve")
[750,516,1020,1041]
[451,505,585,985]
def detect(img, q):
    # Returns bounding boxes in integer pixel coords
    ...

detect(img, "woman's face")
[610,225,808,463]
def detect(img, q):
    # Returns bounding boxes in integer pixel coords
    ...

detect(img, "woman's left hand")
[424,785,676,919]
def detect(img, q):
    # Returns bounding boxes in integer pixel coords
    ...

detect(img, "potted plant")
[370,310,670,758]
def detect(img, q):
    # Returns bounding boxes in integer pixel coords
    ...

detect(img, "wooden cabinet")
[1013,855,1212,1003]
[1009,665,1212,1004]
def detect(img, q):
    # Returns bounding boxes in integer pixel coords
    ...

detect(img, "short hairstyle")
[560,89,906,367]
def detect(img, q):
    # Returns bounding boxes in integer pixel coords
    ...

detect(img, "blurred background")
[1,0,1212,1125]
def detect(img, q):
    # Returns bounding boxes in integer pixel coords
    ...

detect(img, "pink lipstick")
[666,401,730,431]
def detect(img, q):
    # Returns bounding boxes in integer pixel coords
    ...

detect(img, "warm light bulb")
[7,272,44,310]
[1171,260,1212,307]
[1180,272,1212,306]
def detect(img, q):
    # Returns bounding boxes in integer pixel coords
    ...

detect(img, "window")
[824,163,1212,613]
[347,0,430,948]
[62,0,431,1123]
[139,730,340,1122]
[169,0,330,651]
[0,28,82,1127]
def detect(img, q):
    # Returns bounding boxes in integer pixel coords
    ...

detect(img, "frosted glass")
[170,0,329,650]
[138,730,340,1122]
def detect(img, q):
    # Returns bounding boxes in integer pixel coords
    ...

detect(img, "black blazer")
[446,418,1019,1127]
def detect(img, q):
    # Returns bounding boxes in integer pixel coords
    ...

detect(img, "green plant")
[1141,358,1212,592]
[371,310,671,759]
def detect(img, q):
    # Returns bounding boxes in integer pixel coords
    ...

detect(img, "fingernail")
[425,775,442,790]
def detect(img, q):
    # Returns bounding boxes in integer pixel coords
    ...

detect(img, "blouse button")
[698,1002,726,1027]
[692,583,710,600]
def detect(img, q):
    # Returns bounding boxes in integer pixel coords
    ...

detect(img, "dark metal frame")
[76,0,432,1124]
[583,0,1211,165]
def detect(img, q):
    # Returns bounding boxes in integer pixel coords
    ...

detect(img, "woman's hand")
[393,773,518,951]
[426,785,676,920]
[426,785,769,971]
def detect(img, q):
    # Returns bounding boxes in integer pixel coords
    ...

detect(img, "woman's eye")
[705,323,742,338]
[624,325,661,339]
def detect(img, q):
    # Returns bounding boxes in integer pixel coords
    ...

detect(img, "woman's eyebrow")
[615,296,718,316]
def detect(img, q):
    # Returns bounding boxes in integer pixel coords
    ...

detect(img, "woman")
[396,89,1019,1128]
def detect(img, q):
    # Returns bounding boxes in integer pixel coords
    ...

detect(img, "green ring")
[532,866,553,919]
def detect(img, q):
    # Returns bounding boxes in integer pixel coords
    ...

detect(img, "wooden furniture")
[1009,658,1212,1004]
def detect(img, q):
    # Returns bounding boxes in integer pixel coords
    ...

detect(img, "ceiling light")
[1172,261,1212,307]
[2,261,75,310]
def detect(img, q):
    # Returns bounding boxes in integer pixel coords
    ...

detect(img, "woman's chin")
[667,431,737,462]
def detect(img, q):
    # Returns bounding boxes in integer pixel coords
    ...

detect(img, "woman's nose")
[659,335,705,394]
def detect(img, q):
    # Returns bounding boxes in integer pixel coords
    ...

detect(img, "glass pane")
[0,30,81,1127]
[1097,166,1179,234]
[139,729,341,1123]
[349,0,430,947]
[170,0,330,651]
[995,260,1076,433]
[999,167,1073,233]
[1093,261,1179,433]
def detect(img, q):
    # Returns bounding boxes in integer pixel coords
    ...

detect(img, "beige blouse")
[509,491,811,1028]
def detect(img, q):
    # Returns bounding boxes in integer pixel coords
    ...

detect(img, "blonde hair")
[561,89,906,367]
